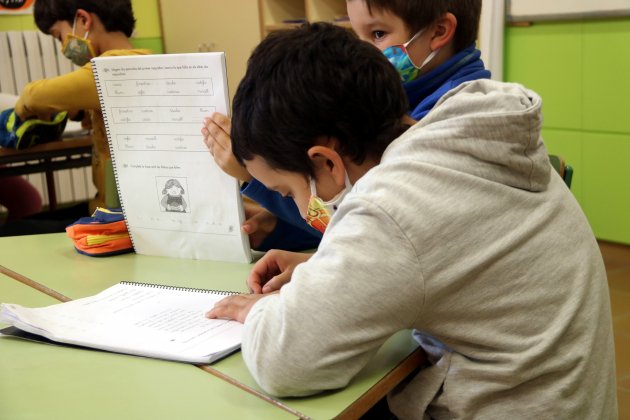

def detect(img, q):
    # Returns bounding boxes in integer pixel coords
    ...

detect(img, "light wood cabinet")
[258,0,350,37]
[158,0,262,102]
[158,0,350,101]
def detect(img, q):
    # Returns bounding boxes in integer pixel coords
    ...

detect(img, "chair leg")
[45,169,57,211]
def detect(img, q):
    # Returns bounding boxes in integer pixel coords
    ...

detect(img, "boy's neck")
[345,158,377,185]
[402,115,417,126]
[347,115,415,183]
[421,43,456,75]
[96,32,134,54]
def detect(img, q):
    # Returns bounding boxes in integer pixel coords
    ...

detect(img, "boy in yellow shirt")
[14,0,151,218]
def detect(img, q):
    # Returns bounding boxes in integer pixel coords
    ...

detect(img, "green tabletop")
[0,274,294,420]
[0,233,253,299]
[0,272,58,313]
[210,330,420,419]
[0,234,422,419]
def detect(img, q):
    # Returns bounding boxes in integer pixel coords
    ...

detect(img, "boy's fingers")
[248,256,281,290]
[206,295,238,319]
[243,202,264,218]
[261,272,291,293]
[212,129,231,151]
[212,113,232,132]
[243,216,260,234]
[247,278,263,294]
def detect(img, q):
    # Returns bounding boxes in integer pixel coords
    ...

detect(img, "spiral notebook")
[0,282,242,364]
[92,53,251,263]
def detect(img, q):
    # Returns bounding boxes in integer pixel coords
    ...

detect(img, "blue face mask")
[383,29,441,83]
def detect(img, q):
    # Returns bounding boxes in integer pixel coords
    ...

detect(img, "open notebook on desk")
[92,52,251,263]
[0,282,242,364]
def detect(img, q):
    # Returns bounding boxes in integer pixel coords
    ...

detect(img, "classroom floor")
[602,240,630,419]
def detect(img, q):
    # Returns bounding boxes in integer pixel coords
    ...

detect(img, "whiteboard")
[507,0,630,22]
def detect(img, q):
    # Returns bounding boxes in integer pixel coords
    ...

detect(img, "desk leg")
[44,169,57,211]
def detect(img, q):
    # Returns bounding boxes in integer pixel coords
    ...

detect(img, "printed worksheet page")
[0,282,243,364]
[92,53,251,263]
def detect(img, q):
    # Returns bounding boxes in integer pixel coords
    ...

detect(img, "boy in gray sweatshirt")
[207,23,617,419]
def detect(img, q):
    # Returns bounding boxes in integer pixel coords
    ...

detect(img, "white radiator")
[25,166,95,208]
[0,31,96,209]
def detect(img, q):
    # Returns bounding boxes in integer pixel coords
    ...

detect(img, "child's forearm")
[15,67,99,120]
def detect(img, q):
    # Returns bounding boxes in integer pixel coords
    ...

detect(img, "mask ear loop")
[403,28,441,71]
[309,176,319,197]
[71,17,76,35]
[72,14,90,39]
[417,48,440,70]
[402,29,425,49]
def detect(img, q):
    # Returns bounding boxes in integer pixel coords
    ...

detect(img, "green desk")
[0,233,253,300]
[0,274,293,420]
[0,234,423,419]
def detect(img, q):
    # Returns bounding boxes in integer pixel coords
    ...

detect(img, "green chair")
[549,154,573,189]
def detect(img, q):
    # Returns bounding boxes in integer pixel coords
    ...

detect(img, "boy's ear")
[75,9,93,31]
[307,143,346,188]
[430,12,457,51]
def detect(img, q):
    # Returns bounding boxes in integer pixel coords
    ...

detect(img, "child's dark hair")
[34,0,136,37]
[361,0,481,52]
[231,22,409,176]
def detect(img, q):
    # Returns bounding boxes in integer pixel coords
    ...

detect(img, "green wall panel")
[582,19,630,134]
[581,132,630,243]
[0,0,162,37]
[541,128,583,204]
[506,19,630,244]
[504,22,582,131]
[132,0,162,38]
[0,15,35,31]
[131,37,164,54]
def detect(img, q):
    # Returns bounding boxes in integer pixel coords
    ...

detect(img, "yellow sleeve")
[14,62,100,120]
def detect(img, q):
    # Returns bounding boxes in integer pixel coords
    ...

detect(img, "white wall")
[479,0,505,81]
[507,0,630,22]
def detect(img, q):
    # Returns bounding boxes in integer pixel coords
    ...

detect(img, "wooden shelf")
[259,0,348,37]
[264,23,305,32]
[333,20,352,29]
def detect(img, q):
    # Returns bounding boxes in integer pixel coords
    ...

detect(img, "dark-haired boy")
[14,0,150,215]
[348,0,489,119]
[207,23,617,418]
[203,0,490,251]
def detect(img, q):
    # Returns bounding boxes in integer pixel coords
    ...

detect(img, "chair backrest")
[0,31,76,95]
[549,154,573,189]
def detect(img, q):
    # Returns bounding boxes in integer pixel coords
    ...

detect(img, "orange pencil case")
[66,208,134,257]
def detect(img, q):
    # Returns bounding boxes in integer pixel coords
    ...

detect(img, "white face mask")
[304,172,352,234]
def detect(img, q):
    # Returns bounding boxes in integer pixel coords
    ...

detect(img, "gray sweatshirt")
[242,80,617,419]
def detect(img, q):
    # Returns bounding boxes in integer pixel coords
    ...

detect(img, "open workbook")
[92,53,251,263]
[0,282,242,364]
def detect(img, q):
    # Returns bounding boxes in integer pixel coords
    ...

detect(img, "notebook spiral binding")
[120,281,237,295]
[92,57,137,253]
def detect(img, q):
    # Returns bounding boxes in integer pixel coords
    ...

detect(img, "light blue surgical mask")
[383,29,441,83]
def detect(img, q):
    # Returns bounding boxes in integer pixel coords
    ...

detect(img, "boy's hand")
[205,293,269,323]
[202,113,253,182]
[247,250,313,294]
[242,202,278,249]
